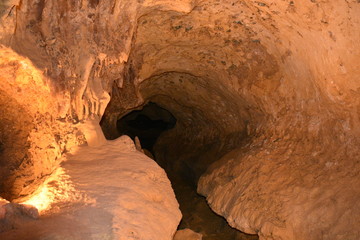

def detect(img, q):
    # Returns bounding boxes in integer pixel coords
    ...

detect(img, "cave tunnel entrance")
[116,102,177,153]
[114,101,258,240]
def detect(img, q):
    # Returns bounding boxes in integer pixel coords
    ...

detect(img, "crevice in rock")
[101,71,258,239]
[112,105,257,239]
[116,102,176,153]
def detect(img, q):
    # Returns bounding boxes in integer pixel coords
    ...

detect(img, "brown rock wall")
[0,0,359,239]
[0,46,83,201]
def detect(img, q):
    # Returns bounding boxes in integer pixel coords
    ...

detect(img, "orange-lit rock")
[0,0,359,239]
[1,135,181,240]
[0,46,83,201]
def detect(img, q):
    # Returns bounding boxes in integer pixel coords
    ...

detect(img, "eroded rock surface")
[198,130,360,239]
[0,0,359,239]
[0,135,181,240]
[0,46,83,201]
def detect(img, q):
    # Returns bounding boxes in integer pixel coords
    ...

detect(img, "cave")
[115,102,177,153]
[0,1,360,240]
[113,100,256,239]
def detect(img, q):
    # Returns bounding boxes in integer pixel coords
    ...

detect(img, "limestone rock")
[0,200,39,233]
[79,117,107,147]
[4,203,39,220]
[198,136,360,240]
[0,46,82,201]
[174,229,202,240]
[0,0,359,239]
[0,136,181,239]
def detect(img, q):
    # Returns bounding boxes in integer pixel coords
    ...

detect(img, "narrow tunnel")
[116,102,176,153]
[112,106,258,240]
[101,71,258,239]
[1,0,360,239]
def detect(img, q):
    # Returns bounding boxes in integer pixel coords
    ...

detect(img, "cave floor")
[0,136,180,240]
[1,133,257,240]
[168,173,258,240]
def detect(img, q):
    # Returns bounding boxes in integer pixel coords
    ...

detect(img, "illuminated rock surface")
[0,0,359,239]
[0,135,181,240]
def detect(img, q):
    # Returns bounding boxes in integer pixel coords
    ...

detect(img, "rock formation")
[0,0,359,239]
[174,229,202,240]
[1,135,181,240]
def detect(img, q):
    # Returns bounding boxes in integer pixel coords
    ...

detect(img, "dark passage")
[116,102,176,152]
[116,102,258,240]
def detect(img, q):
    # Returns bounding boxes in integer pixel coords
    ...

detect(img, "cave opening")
[113,97,257,239]
[0,0,359,238]
[116,102,177,154]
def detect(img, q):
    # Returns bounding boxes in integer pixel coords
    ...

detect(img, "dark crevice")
[100,69,255,239]
[111,100,257,240]
[116,102,176,153]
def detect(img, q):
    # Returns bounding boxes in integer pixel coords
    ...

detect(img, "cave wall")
[0,46,83,201]
[0,0,359,239]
